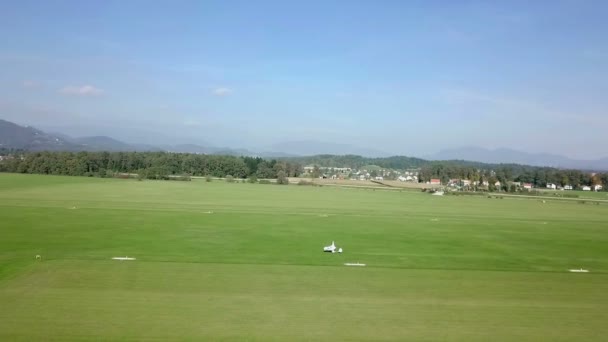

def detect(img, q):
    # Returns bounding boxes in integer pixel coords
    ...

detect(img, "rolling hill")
[0,119,80,151]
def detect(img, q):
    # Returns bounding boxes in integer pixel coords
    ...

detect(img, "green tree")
[256,162,276,179]
[311,165,321,178]
[276,170,289,185]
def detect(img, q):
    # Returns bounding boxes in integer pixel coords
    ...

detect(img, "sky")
[1,0,607,158]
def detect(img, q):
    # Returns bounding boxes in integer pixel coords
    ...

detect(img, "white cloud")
[212,87,232,96]
[59,85,104,96]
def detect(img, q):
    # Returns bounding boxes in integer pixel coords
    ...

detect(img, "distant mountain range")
[427,147,608,171]
[0,119,384,158]
[2,119,608,170]
[267,140,391,158]
[0,119,81,151]
[0,119,295,157]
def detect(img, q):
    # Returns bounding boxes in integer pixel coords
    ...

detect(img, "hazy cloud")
[582,48,608,59]
[22,80,42,88]
[183,119,201,127]
[335,91,352,98]
[0,101,82,124]
[212,87,232,96]
[440,87,608,126]
[59,85,104,96]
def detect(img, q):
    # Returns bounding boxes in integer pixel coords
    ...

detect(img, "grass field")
[538,189,608,200]
[1,173,607,341]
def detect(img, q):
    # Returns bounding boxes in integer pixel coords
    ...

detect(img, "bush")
[248,175,258,184]
[259,179,271,184]
[205,175,212,182]
[225,175,235,183]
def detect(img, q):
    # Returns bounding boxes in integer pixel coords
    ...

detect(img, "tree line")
[1,151,606,189]
[418,162,607,190]
[0,151,303,180]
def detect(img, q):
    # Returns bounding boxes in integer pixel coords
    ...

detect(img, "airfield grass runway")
[1,174,607,341]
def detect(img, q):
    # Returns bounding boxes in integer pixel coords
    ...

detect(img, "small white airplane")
[323,241,343,253]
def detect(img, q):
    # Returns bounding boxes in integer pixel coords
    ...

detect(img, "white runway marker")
[569,269,589,273]
[112,257,136,261]
[344,263,366,267]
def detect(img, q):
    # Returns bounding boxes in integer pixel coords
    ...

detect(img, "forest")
[0,151,302,180]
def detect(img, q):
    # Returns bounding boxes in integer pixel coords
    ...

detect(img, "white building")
[546,183,556,190]
[594,185,603,191]
[564,185,573,190]
[582,186,591,191]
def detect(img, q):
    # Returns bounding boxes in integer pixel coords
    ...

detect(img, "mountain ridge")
[268,140,390,158]
[0,119,81,151]
[0,119,293,157]
[427,146,608,171]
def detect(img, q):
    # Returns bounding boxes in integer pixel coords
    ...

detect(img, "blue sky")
[1,0,607,158]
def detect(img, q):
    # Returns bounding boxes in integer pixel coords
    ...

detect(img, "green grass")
[360,164,383,171]
[1,173,607,341]
[539,189,608,200]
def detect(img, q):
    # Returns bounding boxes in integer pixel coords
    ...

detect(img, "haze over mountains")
[2,119,608,170]
[427,147,608,171]
[0,119,285,157]
[267,140,391,158]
